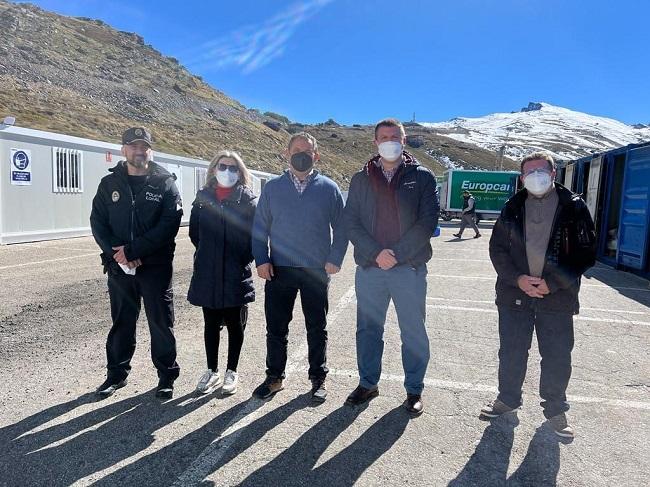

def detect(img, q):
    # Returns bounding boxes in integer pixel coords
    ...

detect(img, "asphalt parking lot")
[1,222,649,486]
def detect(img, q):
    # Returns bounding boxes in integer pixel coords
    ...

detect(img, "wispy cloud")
[181,0,334,74]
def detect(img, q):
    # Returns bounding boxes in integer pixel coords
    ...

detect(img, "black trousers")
[105,262,180,382]
[264,266,329,380]
[496,305,574,418]
[202,305,247,372]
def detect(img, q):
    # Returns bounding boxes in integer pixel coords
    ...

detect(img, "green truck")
[439,169,521,222]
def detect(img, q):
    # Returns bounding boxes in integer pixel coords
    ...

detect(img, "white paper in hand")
[118,263,136,275]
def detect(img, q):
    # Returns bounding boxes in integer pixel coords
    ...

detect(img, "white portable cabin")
[0,124,276,244]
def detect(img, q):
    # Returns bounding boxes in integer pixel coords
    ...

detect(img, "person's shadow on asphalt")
[448,415,562,487]
[448,413,519,486]
[507,422,561,486]
[0,388,217,486]
[93,392,312,486]
[239,405,410,487]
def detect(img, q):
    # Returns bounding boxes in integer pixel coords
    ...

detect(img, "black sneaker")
[474,233,482,239]
[252,377,284,400]
[403,394,424,416]
[310,377,327,403]
[453,233,462,238]
[96,377,127,397]
[155,377,175,399]
[345,385,379,406]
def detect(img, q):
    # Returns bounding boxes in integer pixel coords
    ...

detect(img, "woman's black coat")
[187,184,257,309]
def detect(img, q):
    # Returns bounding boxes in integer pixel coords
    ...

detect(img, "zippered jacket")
[90,160,183,267]
[344,152,439,268]
[187,184,257,309]
[489,183,596,313]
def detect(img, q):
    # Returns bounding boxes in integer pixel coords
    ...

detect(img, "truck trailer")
[439,169,520,222]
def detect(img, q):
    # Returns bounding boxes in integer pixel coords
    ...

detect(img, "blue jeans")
[355,265,430,395]
[496,305,574,418]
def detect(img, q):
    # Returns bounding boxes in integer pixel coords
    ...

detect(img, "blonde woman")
[187,151,257,395]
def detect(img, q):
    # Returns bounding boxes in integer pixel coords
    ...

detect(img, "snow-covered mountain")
[422,102,650,161]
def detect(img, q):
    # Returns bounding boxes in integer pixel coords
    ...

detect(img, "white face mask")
[524,170,553,196]
[377,141,403,161]
[216,169,239,188]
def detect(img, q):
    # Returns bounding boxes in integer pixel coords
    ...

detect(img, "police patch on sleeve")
[112,191,120,202]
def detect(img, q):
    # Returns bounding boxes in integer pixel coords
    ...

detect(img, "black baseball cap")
[122,127,153,147]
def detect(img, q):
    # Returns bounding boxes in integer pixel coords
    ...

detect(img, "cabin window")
[195,167,207,191]
[52,148,83,193]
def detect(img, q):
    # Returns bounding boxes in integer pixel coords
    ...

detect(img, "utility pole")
[498,128,512,171]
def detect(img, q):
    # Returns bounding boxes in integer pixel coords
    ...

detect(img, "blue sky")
[17,0,650,125]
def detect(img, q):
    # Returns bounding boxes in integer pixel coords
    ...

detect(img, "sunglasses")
[217,163,239,173]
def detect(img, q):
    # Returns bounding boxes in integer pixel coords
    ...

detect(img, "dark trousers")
[264,266,329,380]
[202,305,247,372]
[106,262,180,382]
[496,305,574,418]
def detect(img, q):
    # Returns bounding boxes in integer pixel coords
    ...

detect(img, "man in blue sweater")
[252,132,348,402]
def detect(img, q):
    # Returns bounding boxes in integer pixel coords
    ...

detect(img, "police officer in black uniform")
[90,127,183,399]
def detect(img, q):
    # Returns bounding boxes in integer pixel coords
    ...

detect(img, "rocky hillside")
[0,0,518,186]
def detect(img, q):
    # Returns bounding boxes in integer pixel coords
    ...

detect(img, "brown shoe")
[480,399,516,419]
[345,385,379,406]
[549,413,575,439]
[403,394,424,416]
[252,377,284,400]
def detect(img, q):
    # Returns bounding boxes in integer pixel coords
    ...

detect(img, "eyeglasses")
[217,163,239,173]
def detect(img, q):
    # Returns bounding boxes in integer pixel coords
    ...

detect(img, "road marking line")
[327,369,650,410]
[172,285,357,486]
[427,274,650,292]
[426,297,650,316]
[0,253,98,270]
[426,304,650,326]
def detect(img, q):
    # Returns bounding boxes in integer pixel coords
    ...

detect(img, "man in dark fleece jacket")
[251,132,347,403]
[481,152,596,440]
[344,118,439,416]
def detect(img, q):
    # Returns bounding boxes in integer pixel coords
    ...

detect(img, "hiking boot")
[310,377,327,403]
[96,377,127,397]
[403,394,424,416]
[222,369,239,395]
[453,233,462,238]
[345,385,379,406]
[474,233,482,238]
[480,399,516,418]
[196,369,222,394]
[549,413,575,439]
[252,377,284,400]
[155,377,175,399]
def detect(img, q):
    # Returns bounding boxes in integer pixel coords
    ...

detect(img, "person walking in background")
[90,127,183,399]
[187,151,257,396]
[481,152,596,439]
[251,132,347,403]
[453,189,481,238]
[344,118,439,416]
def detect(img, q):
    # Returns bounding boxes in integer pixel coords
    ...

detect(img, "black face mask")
[290,152,314,172]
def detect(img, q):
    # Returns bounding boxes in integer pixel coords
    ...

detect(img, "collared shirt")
[288,169,315,194]
[374,157,403,183]
[525,186,559,277]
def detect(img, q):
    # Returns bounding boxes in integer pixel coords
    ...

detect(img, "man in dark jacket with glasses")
[481,152,596,439]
